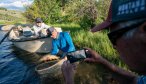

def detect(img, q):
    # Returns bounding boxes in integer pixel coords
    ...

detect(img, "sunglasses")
[108,22,144,45]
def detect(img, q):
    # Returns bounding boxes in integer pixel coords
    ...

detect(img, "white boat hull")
[9,27,62,53]
[13,37,52,53]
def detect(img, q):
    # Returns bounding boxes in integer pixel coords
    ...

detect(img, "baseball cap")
[46,27,55,36]
[35,17,43,23]
[91,0,146,32]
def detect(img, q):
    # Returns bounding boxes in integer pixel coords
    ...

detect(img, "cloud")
[0,0,33,11]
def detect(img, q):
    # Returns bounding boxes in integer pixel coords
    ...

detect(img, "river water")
[0,28,116,84]
[0,30,41,84]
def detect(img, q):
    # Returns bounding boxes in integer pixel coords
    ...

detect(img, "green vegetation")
[53,23,127,69]
[24,0,62,23]
[24,0,126,68]
[0,9,26,25]
[62,0,98,29]
[0,0,128,82]
[0,7,7,11]
[24,0,110,30]
[0,0,127,70]
[53,23,128,83]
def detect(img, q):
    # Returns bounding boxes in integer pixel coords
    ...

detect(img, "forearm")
[51,49,66,58]
[98,58,137,84]
[65,74,74,84]
[62,61,75,84]
[51,41,59,55]
[67,42,75,52]
[57,50,67,58]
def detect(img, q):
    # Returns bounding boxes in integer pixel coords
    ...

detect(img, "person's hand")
[39,55,59,62]
[84,47,103,63]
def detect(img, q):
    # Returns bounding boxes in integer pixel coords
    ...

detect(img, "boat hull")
[8,27,62,53]
[12,37,52,53]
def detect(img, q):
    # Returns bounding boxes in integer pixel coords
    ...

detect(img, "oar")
[0,27,14,45]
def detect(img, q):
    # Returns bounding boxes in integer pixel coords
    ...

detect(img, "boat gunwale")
[9,36,50,42]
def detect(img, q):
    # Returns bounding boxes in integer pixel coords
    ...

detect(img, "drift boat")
[8,27,62,53]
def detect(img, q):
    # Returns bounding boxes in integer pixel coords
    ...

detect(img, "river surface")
[0,30,41,84]
[0,28,115,84]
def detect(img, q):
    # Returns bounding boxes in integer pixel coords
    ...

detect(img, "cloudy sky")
[0,0,34,11]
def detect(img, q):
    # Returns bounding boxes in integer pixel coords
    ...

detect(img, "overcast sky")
[0,0,33,11]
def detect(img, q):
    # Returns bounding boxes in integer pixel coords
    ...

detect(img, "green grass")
[0,21,5,24]
[0,9,26,25]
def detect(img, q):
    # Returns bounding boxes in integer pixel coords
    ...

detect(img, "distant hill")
[0,8,26,25]
[0,7,7,11]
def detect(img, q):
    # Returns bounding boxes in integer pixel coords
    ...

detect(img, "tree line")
[24,0,111,30]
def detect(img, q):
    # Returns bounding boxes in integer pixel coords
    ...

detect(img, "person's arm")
[43,23,51,29]
[51,39,67,58]
[63,32,75,52]
[32,26,36,35]
[84,47,137,84]
[61,61,75,84]
[51,40,59,55]
[32,25,39,36]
